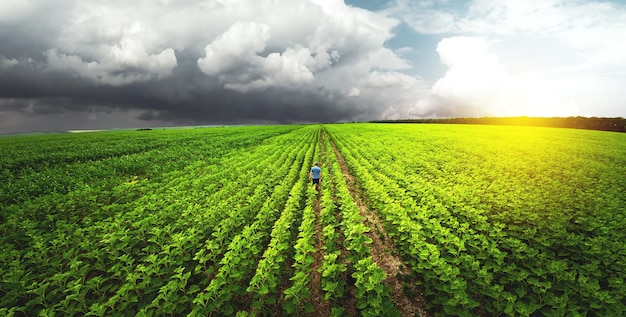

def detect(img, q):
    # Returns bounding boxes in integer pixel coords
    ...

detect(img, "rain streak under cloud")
[1,0,625,133]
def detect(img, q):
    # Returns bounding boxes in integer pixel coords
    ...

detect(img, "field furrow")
[326,123,626,316]
[1,123,625,316]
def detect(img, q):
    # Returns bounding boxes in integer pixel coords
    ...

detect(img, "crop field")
[1,124,625,316]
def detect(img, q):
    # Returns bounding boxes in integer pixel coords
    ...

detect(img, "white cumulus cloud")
[430,36,582,117]
[197,21,321,91]
[45,46,177,86]
[0,56,19,68]
[390,0,626,118]
[191,0,413,102]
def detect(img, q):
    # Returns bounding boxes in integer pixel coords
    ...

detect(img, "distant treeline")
[372,117,626,132]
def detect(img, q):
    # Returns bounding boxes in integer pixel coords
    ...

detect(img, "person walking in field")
[310,162,321,191]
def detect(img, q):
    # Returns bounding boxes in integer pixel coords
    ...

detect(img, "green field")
[1,124,625,316]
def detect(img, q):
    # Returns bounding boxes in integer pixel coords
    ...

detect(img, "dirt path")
[311,130,358,317]
[308,198,331,316]
[327,133,430,317]
[307,130,331,316]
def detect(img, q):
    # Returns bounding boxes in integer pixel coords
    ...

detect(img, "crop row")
[326,124,626,316]
[321,132,401,317]
[4,123,623,316]
[189,137,313,315]
[0,126,299,206]
[4,125,396,317]
[0,126,318,316]
[317,134,349,315]
[281,187,318,315]
[244,142,316,315]
[328,128,485,315]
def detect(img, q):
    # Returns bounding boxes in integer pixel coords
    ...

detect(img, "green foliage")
[352,257,400,317]
[327,123,626,316]
[322,130,402,315]
[374,116,626,132]
[2,123,624,316]
[282,186,318,315]
[0,125,315,316]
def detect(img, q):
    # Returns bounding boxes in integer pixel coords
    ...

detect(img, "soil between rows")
[326,132,430,317]
[308,197,331,316]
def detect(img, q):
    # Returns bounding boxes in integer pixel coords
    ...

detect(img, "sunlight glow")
[433,37,583,118]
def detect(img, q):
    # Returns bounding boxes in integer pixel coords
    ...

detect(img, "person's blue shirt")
[311,166,321,179]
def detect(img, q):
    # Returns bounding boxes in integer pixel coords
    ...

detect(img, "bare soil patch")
[327,133,430,317]
[307,198,331,317]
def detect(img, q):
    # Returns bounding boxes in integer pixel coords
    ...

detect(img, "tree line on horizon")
[372,116,626,132]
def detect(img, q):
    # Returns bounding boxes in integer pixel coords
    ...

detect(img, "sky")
[1,0,625,133]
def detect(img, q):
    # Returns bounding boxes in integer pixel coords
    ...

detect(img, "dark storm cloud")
[134,87,363,124]
[0,1,68,58]
[2,0,626,133]
[0,0,419,133]
[0,52,365,126]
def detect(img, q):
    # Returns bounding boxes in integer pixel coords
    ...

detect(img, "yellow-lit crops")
[1,123,625,316]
